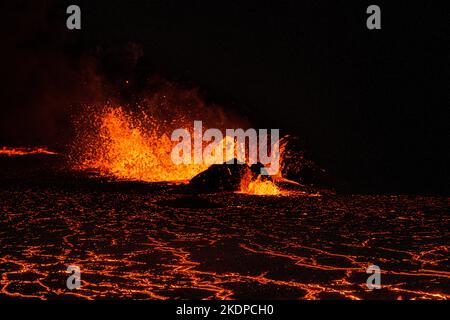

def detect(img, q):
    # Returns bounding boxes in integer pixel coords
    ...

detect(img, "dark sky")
[0,1,448,194]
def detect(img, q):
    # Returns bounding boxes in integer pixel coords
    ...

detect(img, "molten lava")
[0,147,58,156]
[76,107,210,182]
[240,175,280,196]
[74,106,283,195]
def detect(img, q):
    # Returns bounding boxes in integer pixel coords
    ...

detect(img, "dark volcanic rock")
[188,159,252,192]
[279,136,335,188]
[156,195,221,208]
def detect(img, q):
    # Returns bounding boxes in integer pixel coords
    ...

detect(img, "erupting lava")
[76,107,210,182]
[240,172,281,196]
[73,106,284,195]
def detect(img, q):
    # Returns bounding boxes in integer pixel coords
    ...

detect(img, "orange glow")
[75,107,210,182]
[240,173,281,196]
[0,147,58,156]
[73,105,285,195]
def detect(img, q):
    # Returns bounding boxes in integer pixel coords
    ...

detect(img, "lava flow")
[0,147,58,156]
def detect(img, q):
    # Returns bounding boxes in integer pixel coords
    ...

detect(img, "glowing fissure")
[0,147,58,156]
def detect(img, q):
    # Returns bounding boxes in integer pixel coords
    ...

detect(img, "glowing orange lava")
[76,107,210,182]
[240,173,281,196]
[74,105,284,195]
[0,147,58,156]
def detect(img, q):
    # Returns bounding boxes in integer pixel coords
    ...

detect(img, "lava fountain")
[240,173,280,196]
[74,106,210,182]
[71,84,285,195]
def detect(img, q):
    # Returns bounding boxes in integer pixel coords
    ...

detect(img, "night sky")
[0,1,447,194]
